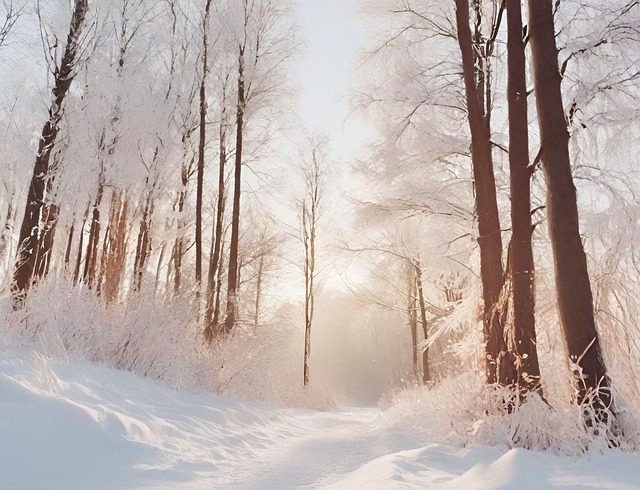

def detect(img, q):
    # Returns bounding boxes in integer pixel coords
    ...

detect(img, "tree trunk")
[506,0,542,393]
[224,44,246,334]
[83,192,103,289]
[73,202,90,285]
[527,0,613,418]
[254,253,264,328]
[455,0,508,385]
[414,261,430,384]
[195,0,213,292]
[12,0,88,300]
[104,193,129,304]
[204,96,229,340]
[407,265,419,381]
[34,202,59,280]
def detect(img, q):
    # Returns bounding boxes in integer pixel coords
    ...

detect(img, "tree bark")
[455,0,508,385]
[407,265,419,381]
[506,0,542,393]
[204,93,229,340]
[223,44,246,334]
[526,0,613,417]
[414,261,430,384]
[12,0,88,300]
[195,0,213,292]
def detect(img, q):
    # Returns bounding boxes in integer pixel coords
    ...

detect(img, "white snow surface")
[1,349,639,490]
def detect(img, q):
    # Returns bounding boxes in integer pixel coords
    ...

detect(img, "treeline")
[1,0,298,338]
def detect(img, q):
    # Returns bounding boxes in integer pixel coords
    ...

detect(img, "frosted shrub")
[210,321,337,410]
[379,373,637,455]
[0,280,336,409]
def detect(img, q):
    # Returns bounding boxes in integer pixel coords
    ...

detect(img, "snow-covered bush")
[378,373,639,456]
[0,280,335,410]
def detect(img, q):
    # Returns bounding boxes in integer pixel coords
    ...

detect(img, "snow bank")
[2,348,640,489]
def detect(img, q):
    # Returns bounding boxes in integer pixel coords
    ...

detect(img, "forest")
[1,0,640,464]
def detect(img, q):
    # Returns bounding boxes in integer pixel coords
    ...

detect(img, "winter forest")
[2,0,640,488]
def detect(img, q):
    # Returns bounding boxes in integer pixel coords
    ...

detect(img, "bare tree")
[195,0,213,294]
[454,0,512,385]
[0,0,22,50]
[505,0,542,393]
[527,0,615,425]
[299,139,325,387]
[12,0,89,300]
[223,0,296,333]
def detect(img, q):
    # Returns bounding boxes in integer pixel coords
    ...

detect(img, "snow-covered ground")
[1,349,639,489]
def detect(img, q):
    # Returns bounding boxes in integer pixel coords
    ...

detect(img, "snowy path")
[1,350,640,489]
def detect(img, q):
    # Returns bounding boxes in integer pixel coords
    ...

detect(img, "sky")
[296,0,369,161]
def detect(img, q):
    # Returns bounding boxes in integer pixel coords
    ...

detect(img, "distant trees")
[4,0,297,342]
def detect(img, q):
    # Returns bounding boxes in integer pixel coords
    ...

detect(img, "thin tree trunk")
[83,191,103,289]
[506,0,542,393]
[104,193,129,304]
[414,260,430,384]
[195,0,213,292]
[254,253,264,328]
[64,220,75,269]
[455,0,509,385]
[407,265,419,381]
[212,228,227,328]
[527,0,613,419]
[73,202,90,285]
[12,0,88,300]
[204,96,228,340]
[224,44,246,334]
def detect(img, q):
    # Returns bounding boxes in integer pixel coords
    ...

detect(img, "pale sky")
[296,0,368,161]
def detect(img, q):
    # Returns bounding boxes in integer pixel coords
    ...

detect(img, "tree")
[527,0,614,422]
[223,0,296,333]
[0,0,22,50]
[195,0,214,293]
[12,0,89,300]
[505,0,541,393]
[222,37,245,334]
[454,0,511,386]
[299,138,325,387]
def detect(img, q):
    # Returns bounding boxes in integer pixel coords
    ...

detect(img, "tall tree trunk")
[224,44,246,334]
[455,0,509,385]
[195,0,213,292]
[527,0,613,418]
[506,0,542,393]
[12,0,88,300]
[204,96,229,340]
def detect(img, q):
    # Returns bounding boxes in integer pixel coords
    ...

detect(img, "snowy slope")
[1,349,639,490]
